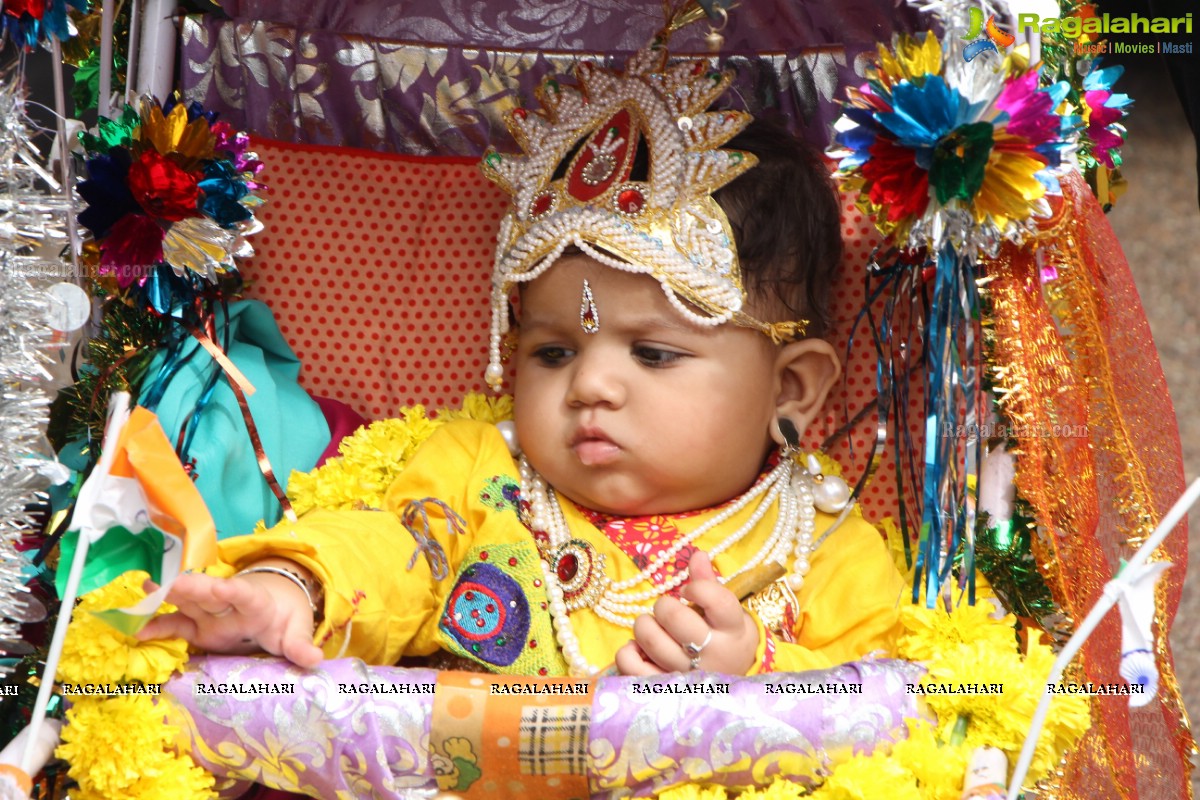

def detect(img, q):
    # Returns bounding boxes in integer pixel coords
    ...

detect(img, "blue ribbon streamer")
[915,244,983,607]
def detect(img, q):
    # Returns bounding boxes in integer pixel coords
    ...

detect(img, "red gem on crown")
[617,188,645,215]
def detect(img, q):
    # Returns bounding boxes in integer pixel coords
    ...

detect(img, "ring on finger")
[683,629,713,669]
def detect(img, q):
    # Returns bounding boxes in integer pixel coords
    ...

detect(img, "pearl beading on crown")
[481,45,759,388]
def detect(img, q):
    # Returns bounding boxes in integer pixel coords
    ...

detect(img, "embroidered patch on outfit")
[479,475,521,514]
[439,542,568,675]
[440,562,530,666]
[518,705,590,775]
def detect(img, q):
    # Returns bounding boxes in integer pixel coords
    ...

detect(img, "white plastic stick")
[135,0,178,100]
[1006,477,1200,799]
[48,39,81,283]
[20,394,132,773]
[125,0,141,105]
[98,0,115,118]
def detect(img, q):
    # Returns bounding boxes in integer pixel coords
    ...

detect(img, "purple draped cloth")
[163,655,927,799]
[179,1,926,156]
[213,0,923,54]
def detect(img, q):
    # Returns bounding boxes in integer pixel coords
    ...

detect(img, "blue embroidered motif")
[439,562,530,667]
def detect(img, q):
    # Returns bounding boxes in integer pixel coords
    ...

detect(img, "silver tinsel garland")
[0,73,73,675]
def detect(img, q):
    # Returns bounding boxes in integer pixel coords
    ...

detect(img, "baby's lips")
[573,438,621,465]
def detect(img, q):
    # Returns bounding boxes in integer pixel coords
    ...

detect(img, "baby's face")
[512,254,782,516]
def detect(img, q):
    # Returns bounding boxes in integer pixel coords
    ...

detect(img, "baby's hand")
[137,562,324,668]
[614,550,758,676]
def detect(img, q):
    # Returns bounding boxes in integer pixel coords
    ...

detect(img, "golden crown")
[480,45,761,388]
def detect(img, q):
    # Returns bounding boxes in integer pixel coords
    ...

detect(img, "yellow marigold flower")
[656,786,727,800]
[657,787,701,800]
[897,600,1018,662]
[920,638,1032,752]
[809,751,920,800]
[289,405,450,514]
[441,392,514,424]
[124,753,216,800]
[891,720,968,800]
[738,779,807,800]
[1022,639,1090,781]
[877,516,912,579]
[57,696,176,796]
[60,572,189,686]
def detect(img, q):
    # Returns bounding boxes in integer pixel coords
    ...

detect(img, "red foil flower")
[4,0,47,19]
[862,137,931,223]
[99,214,165,287]
[127,150,201,221]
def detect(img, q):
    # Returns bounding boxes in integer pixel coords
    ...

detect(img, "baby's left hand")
[614,550,758,676]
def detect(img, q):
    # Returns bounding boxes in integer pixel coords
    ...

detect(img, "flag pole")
[20,393,132,773]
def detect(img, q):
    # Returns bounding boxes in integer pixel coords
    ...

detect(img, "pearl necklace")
[518,455,818,677]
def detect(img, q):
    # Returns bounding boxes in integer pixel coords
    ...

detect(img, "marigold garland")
[284,393,514,516]
[56,571,214,800]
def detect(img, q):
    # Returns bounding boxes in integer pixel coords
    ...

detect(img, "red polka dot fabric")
[810,198,927,523]
[242,137,923,522]
[242,138,506,418]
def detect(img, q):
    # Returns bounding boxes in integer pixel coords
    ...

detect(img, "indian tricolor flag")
[56,392,218,634]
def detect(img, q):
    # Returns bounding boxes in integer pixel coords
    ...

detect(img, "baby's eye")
[532,345,573,365]
[633,346,685,367]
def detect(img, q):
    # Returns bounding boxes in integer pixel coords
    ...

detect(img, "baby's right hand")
[137,565,324,668]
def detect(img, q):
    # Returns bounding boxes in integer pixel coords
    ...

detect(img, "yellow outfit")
[221,420,904,675]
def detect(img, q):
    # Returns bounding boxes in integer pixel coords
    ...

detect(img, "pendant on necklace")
[545,538,607,611]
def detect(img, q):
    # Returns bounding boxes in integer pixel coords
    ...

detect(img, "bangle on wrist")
[235,565,323,620]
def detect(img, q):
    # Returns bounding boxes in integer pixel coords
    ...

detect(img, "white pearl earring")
[806,453,851,514]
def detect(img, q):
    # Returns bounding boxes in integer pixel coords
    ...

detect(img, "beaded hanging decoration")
[481,44,771,388]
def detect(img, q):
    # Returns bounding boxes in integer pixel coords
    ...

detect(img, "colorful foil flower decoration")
[0,0,87,50]
[1079,62,1131,170]
[828,31,1082,610]
[831,33,1077,254]
[77,95,265,290]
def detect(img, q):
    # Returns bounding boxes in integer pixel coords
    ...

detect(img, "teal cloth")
[142,300,330,538]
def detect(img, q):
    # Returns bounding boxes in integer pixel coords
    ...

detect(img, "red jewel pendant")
[549,539,602,609]
[557,553,579,583]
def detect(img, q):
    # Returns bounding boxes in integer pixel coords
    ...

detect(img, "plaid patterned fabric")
[518,705,590,775]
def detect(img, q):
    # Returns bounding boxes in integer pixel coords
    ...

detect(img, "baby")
[140,52,904,678]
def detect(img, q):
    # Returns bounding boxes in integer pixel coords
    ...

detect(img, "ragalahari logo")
[963,8,1016,61]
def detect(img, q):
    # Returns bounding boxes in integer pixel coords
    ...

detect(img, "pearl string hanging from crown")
[517,452,821,677]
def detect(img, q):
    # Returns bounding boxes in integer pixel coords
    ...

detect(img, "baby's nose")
[565,351,625,407]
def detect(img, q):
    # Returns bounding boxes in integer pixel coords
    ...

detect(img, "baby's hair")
[714,116,843,338]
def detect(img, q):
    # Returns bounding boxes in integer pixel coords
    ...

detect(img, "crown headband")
[481,45,796,389]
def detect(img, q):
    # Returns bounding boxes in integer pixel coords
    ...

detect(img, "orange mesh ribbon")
[982,172,1192,798]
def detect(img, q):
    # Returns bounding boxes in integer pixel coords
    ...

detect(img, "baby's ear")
[772,338,841,440]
